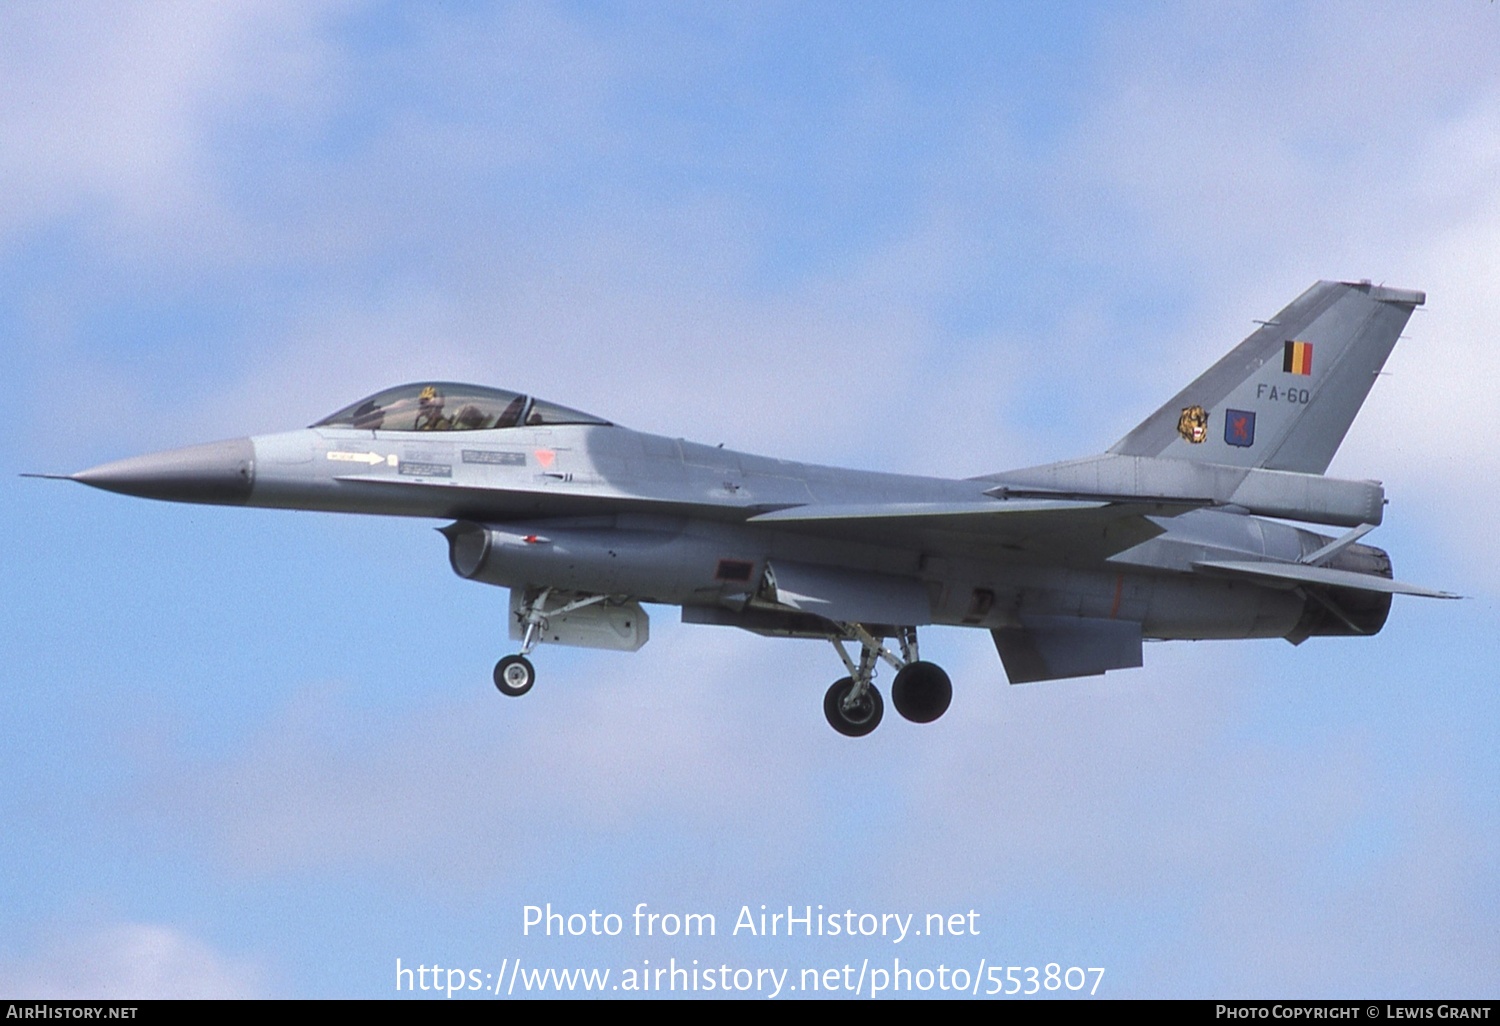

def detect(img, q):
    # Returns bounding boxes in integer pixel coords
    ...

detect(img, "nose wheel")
[491,586,555,698]
[494,654,535,697]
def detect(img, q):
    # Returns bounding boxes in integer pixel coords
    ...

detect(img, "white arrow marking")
[325,451,387,465]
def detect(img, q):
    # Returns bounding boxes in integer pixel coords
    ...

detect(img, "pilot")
[453,403,490,430]
[414,385,451,431]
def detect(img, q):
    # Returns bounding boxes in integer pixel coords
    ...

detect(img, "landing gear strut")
[490,586,610,698]
[821,624,951,735]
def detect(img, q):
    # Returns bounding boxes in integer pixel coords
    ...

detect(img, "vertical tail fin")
[1109,280,1423,474]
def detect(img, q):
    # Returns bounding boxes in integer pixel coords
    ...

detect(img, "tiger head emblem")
[1177,405,1208,444]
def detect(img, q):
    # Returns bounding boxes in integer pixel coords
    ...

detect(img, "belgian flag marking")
[1283,340,1313,375]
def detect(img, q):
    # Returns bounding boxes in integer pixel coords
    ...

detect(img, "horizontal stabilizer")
[992,615,1143,684]
[1194,560,1459,598]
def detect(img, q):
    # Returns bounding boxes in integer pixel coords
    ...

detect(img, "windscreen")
[313,383,610,431]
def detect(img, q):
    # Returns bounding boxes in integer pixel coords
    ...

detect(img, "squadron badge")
[1224,408,1256,448]
[1176,405,1209,444]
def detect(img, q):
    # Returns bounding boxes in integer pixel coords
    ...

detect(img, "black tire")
[823,676,884,737]
[891,661,952,723]
[493,655,536,697]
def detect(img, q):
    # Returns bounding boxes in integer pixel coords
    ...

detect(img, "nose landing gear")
[493,654,536,696]
[492,586,551,698]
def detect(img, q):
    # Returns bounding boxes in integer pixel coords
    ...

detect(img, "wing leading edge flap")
[748,499,1108,522]
[1193,560,1460,599]
[991,615,1143,684]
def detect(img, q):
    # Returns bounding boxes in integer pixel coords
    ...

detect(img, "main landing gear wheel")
[493,655,536,697]
[891,660,952,723]
[824,677,884,737]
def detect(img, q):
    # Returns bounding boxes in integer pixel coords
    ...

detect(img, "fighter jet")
[40,280,1457,735]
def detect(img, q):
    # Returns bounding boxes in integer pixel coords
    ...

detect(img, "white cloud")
[122,616,1499,991]
[0,923,264,999]
[1025,1,1500,590]
[0,2,346,252]
[145,623,828,889]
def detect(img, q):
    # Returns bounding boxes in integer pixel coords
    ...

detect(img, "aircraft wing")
[330,473,1198,561]
[327,472,774,523]
[1193,560,1461,599]
[748,498,1204,562]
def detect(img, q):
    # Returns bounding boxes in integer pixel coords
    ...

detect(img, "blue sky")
[2,1,1497,999]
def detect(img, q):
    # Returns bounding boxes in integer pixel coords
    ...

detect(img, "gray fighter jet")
[44,280,1457,735]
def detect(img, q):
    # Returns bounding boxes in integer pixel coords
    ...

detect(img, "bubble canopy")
[311,382,611,432]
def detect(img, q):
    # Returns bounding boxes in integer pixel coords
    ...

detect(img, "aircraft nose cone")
[72,437,256,505]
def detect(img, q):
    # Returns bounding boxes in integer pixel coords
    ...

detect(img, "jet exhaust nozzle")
[1289,542,1396,640]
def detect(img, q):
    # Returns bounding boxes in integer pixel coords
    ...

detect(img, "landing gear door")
[508,590,650,651]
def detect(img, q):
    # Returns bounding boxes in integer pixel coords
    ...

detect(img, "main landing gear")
[822,624,952,737]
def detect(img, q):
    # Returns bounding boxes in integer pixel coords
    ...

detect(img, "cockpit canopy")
[312,382,611,433]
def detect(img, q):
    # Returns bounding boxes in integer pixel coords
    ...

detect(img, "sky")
[2,0,1497,1000]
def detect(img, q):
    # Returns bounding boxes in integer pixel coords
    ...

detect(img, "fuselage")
[76,417,1391,644]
